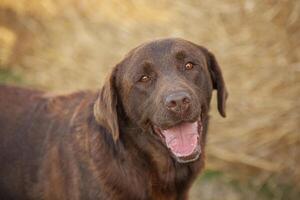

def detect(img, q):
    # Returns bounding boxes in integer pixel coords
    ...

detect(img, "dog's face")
[94,38,227,163]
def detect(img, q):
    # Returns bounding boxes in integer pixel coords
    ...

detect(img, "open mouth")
[152,117,203,163]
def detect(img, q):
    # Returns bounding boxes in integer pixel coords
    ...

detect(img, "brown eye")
[185,62,194,70]
[139,75,151,82]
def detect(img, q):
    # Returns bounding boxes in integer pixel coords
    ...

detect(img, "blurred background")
[0,0,299,199]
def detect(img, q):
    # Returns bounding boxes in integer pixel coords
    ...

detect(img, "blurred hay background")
[0,0,299,199]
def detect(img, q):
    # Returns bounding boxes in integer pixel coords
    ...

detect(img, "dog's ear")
[94,67,120,141]
[204,49,228,117]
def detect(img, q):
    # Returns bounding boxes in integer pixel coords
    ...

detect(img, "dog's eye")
[185,62,194,70]
[139,75,151,82]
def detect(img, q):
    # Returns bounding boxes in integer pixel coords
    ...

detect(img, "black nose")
[165,91,191,114]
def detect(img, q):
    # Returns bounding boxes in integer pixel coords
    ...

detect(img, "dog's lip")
[153,117,200,131]
[152,116,201,135]
[151,116,203,163]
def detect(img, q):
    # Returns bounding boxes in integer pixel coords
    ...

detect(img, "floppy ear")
[94,67,120,141]
[205,50,228,117]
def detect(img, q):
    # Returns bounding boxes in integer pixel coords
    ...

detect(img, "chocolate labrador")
[0,38,227,200]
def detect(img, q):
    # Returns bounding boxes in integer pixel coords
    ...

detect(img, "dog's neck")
[78,109,203,199]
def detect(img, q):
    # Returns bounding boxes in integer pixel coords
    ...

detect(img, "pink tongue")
[161,122,199,157]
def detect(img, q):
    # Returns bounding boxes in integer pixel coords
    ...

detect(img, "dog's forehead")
[116,39,210,91]
[124,39,204,72]
[135,38,197,58]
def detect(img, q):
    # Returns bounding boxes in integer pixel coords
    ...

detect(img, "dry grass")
[0,0,299,199]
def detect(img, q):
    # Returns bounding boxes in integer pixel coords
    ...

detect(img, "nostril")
[168,100,177,108]
[165,91,192,113]
[182,97,190,104]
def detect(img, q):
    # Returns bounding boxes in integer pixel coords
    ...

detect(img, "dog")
[0,38,227,200]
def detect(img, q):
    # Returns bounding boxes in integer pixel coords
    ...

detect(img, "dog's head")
[94,38,228,163]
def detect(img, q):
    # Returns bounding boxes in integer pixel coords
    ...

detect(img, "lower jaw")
[173,148,201,163]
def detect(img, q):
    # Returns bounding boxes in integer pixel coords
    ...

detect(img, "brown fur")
[0,38,227,200]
